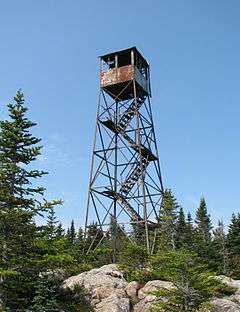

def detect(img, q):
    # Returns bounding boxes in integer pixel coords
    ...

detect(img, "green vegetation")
[0,91,239,311]
[150,250,234,311]
[0,91,92,311]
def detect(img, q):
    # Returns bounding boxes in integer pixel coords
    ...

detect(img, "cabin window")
[135,53,148,79]
[117,51,131,67]
[102,56,115,71]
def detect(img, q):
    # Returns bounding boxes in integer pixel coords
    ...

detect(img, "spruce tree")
[212,220,229,275]
[45,206,59,240]
[195,198,212,240]
[194,197,212,261]
[175,207,187,249]
[227,214,240,277]
[0,91,46,309]
[85,222,103,251]
[66,220,76,246]
[227,213,240,255]
[56,222,65,238]
[74,227,84,258]
[185,212,195,251]
[77,227,84,241]
[0,90,47,211]
[0,91,61,309]
[109,216,127,262]
[156,189,179,251]
[26,277,59,312]
[131,223,146,248]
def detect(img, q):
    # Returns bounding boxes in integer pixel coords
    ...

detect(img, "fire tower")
[85,47,164,256]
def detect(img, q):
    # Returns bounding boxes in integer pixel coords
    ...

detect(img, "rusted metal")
[101,65,149,97]
[101,65,134,87]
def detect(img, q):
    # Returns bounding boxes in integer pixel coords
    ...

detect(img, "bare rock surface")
[133,280,175,312]
[138,280,176,300]
[95,294,130,312]
[211,298,240,312]
[133,295,160,312]
[231,292,240,304]
[215,275,240,290]
[125,281,141,304]
[63,264,127,292]
[63,264,129,311]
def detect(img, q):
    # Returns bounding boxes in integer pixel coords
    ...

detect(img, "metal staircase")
[120,158,149,196]
[101,97,157,228]
[102,190,156,229]
[118,97,145,131]
[101,97,157,161]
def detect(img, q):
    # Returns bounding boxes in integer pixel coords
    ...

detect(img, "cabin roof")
[99,46,149,67]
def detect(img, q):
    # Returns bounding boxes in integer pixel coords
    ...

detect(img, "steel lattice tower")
[85,47,164,257]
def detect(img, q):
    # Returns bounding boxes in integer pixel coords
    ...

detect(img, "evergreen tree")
[45,206,59,240]
[109,216,127,262]
[227,214,240,277]
[195,198,212,241]
[227,213,240,255]
[85,222,103,251]
[0,91,61,309]
[156,189,179,251]
[73,227,84,258]
[0,209,37,309]
[0,91,46,309]
[77,227,83,240]
[194,197,212,260]
[0,90,47,212]
[185,212,195,250]
[212,220,229,275]
[66,220,76,246]
[56,222,65,238]
[119,243,150,282]
[131,223,146,246]
[175,207,187,249]
[26,277,59,312]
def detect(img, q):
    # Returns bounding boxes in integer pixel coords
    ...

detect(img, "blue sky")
[0,1,240,228]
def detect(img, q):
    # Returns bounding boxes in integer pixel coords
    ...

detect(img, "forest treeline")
[0,91,240,311]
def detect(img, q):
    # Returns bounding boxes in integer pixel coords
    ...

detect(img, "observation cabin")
[100,47,151,101]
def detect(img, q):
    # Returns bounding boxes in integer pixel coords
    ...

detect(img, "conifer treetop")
[0,90,50,212]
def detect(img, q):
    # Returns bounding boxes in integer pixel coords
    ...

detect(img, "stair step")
[118,97,146,130]
[120,159,150,195]
[102,190,157,229]
[101,119,158,161]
